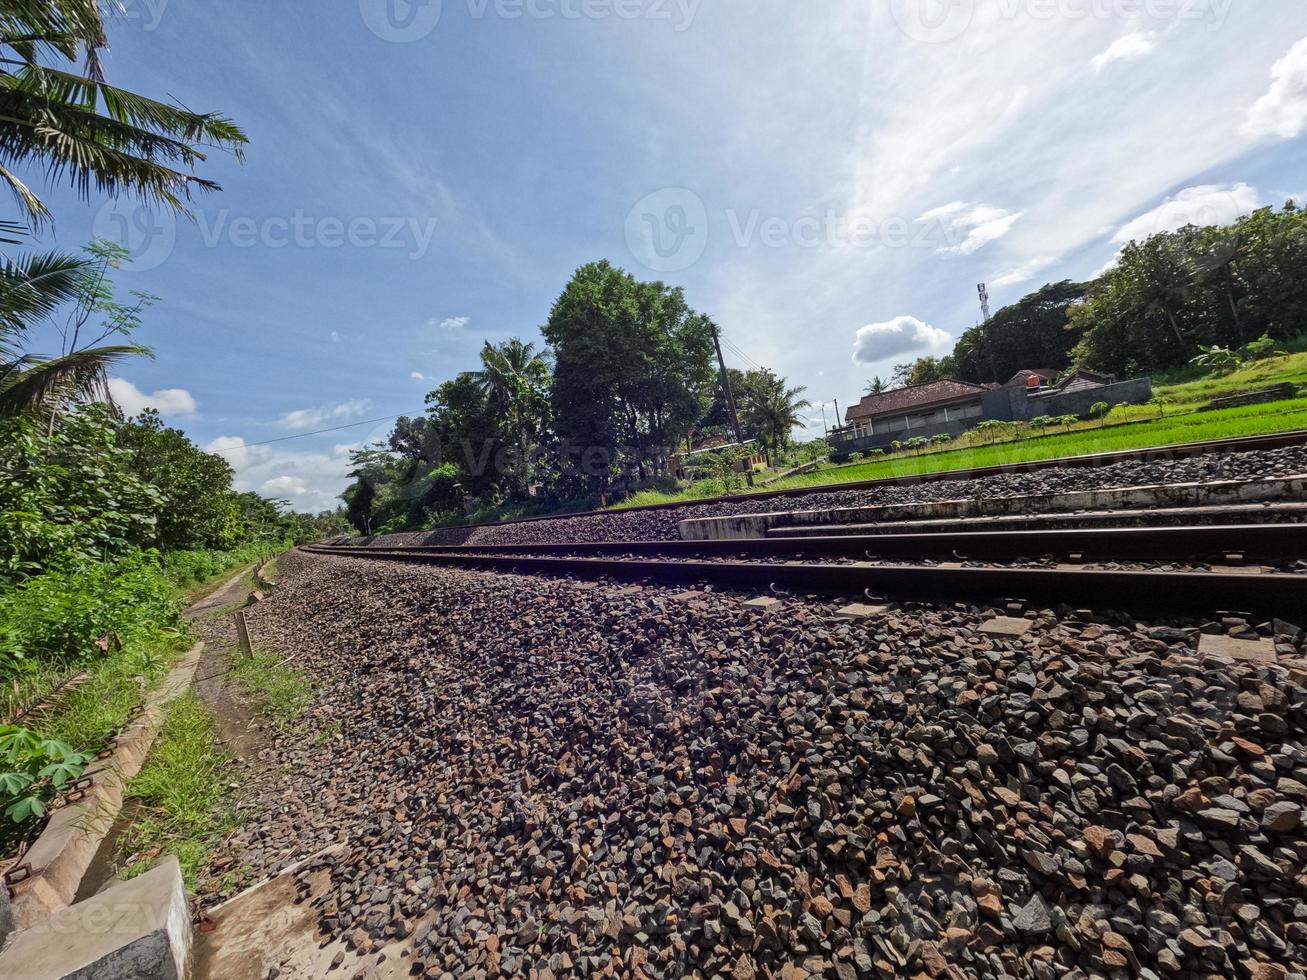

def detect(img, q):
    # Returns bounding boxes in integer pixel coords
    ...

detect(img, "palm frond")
[0,248,90,345]
[0,158,49,226]
[0,342,149,418]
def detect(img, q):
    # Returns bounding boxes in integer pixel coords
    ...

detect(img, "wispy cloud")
[279,398,371,431]
[1113,183,1261,244]
[992,256,1059,289]
[919,202,1023,257]
[410,371,427,381]
[1091,32,1158,73]
[433,316,469,330]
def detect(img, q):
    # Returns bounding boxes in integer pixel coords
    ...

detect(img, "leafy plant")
[1243,333,1287,361]
[1190,344,1244,374]
[1030,415,1056,429]
[0,724,93,823]
[1089,401,1111,421]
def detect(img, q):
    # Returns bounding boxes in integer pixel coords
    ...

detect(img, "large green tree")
[953,280,1088,383]
[543,261,716,490]
[116,409,245,551]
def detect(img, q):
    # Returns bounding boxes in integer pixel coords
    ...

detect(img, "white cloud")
[261,475,308,496]
[434,316,469,330]
[329,331,341,343]
[1091,32,1158,73]
[992,256,1059,289]
[918,202,1023,257]
[852,316,951,366]
[1113,183,1261,244]
[410,371,427,381]
[279,399,371,431]
[204,436,371,513]
[1243,35,1307,140]
[107,377,198,418]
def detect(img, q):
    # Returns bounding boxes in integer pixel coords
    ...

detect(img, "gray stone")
[1013,893,1052,935]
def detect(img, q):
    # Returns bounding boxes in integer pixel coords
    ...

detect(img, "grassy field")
[609,354,1307,509]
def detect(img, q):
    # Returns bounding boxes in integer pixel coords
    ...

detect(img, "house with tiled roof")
[831,369,1153,456]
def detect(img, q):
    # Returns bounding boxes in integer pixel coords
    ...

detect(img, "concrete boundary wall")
[677,474,1307,541]
[6,643,203,931]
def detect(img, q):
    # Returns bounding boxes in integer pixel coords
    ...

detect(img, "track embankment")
[198,549,1307,979]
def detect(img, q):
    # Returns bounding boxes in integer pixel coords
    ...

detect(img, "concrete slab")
[980,617,1033,638]
[834,603,889,620]
[1209,565,1267,576]
[1199,634,1275,662]
[194,846,418,980]
[0,857,189,980]
[741,597,784,613]
[670,590,709,603]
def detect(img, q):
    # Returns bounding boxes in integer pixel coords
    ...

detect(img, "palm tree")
[740,370,810,465]
[0,243,148,418]
[0,0,247,226]
[865,376,886,394]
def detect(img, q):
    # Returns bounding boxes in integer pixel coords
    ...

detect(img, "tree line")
[0,0,353,688]
[343,260,813,534]
[879,202,1307,391]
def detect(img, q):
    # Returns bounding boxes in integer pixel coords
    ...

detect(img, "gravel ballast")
[358,446,1307,547]
[202,550,1307,979]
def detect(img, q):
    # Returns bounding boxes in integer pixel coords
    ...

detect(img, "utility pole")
[820,402,829,436]
[711,322,744,444]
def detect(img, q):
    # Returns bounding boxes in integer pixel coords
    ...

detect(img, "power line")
[207,413,414,454]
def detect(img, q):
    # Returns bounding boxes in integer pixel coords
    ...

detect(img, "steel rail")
[313,523,1307,562]
[343,428,1307,541]
[301,545,1307,618]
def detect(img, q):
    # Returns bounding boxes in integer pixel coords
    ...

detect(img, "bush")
[0,554,182,678]
[162,540,285,591]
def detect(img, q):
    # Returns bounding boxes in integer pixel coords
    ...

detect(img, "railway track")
[342,428,1307,539]
[303,521,1307,618]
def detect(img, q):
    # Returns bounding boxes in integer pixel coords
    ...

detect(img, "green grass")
[40,631,190,751]
[229,651,314,729]
[121,692,241,889]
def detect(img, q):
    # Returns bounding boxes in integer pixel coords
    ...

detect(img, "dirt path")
[184,565,257,621]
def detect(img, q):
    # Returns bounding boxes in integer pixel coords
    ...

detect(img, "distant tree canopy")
[893,202,1307,385]
[341,261,814,533]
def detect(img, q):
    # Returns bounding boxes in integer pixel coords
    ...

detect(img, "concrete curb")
[0,856,190,980]
[7,643,204,931]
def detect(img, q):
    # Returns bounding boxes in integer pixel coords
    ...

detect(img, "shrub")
[0,554,182,678]
[1243,334,1287,361]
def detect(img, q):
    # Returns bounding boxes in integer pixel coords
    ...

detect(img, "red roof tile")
[845,379,990,422]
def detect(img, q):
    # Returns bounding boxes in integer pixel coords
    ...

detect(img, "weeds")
[230,651,314,729]
[120,692,240,889]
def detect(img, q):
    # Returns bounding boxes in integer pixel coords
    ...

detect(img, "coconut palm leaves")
[0,0,247,226]
[0,243,149,418]
[737,369,810,464]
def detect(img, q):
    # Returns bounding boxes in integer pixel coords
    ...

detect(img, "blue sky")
[26,0,1307,511]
